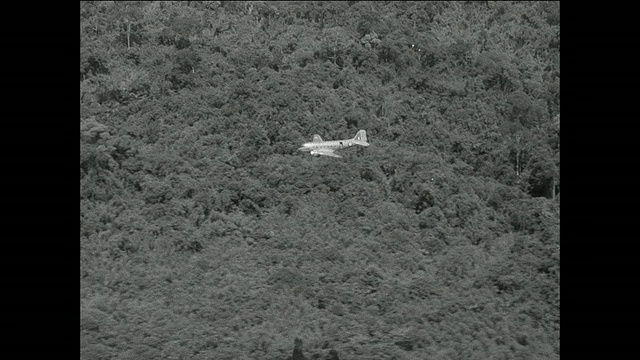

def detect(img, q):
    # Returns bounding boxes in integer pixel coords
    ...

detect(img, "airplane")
[298,130,370,158]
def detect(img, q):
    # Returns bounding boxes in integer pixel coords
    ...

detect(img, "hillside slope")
[81,2,560,359]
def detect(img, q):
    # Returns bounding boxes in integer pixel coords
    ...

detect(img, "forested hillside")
[80,2,560,359]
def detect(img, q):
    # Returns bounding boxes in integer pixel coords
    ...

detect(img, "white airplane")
[298,130,370,158]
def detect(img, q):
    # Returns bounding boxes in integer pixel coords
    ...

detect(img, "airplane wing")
[313,134,323,142]
[314,149,342,158]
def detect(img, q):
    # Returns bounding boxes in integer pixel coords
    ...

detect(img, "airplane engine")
[310,150,321,156]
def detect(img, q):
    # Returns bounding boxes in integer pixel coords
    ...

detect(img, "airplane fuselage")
[299,139,361,152]
[298,130,370,158]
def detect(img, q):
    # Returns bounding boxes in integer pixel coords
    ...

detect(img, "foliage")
[81,1,559,359]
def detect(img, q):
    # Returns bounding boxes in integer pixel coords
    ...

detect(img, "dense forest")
[80,1,560,359]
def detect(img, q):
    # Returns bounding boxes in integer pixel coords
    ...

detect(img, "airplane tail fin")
[353,130,368,143]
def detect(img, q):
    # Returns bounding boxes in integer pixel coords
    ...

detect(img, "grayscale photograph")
[81,1,560,359]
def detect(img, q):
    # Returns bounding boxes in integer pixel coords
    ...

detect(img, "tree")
[108,2,146,49]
